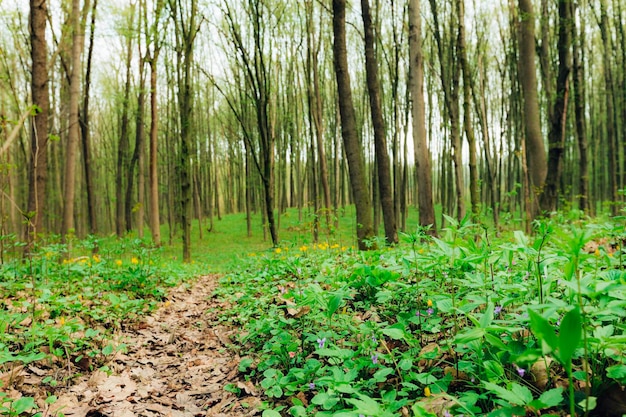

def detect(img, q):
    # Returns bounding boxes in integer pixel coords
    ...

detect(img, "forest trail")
[22,275,261,417]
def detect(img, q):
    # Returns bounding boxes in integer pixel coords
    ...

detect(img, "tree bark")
[26,0,50,248]
[332,0,374,250]
[80,0,98,235]
[518,0,547,212]
[361,0,398,244]
[408,0,437,235]
[61,0,88,240]
[540,0,572,212]
[456,0,479,217]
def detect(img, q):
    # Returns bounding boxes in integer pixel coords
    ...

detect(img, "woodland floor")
[12,275,261,417]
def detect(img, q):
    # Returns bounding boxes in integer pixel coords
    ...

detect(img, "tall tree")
[572,0,588,213]
[518,0,547,214]
[456,0,479,217]
[26,0,50,248]
[61,0,89,240]
[80,0,98,235]
[361,0,398,244]
[332,0,374,250]
[408,0,436,235]
[540,0,572,212]
[145,0,165,246]
[169,0,200,262]
[429,0,464,221]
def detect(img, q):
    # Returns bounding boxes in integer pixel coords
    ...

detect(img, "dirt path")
[26,275,261,417]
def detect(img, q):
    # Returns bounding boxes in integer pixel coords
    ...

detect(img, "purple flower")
[516,366,526,377]
[309,382,315,390]
[371,354,379,364]
[416,311,421,317]
[427,308,434,316]
[371,334,377,343]
[443,410,451,417]
[317,337,326,349]
[494,305,503,315]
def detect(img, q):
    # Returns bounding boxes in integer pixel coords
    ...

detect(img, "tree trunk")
[332,0,374,250]
[61,0,88,240]
[148,53,161,245]
[540,0,572,212]
[80,0,98,236]
[518,0,547,212]
[361,0,398,244]
[456,0,479,217]
[26,0,50,248]
[116,9,134,237]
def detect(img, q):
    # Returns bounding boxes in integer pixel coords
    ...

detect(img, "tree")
[518,0,547,214]
[361,0,398,245]
[61,0,89,240]
[408,0,436,235]
[80,0,98,235]
[26,0,50,248]
[539,0,572,212]
[145,0,165,246]
[456,0,479,217]
[169,0,200,262]
[332,0,374,250]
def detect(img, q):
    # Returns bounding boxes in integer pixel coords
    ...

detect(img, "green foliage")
[216,216,626,416]
[0,236,194,378]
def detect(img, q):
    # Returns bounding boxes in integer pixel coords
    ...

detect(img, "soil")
[5,275,261,417]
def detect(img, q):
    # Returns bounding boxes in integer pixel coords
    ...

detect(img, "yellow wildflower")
[424,387,431,397]
[249,253,257,257]
[427,299,433,307]
[131,257,139,264]
[300,245,308,252]
[594,248,600,257]
[274,248,282,254]
[92,254,101,263]
[331,243,339,249]
[59,317,65,326]
[115,259,123,267]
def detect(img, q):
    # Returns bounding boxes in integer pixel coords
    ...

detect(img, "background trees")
[1,0,624,258]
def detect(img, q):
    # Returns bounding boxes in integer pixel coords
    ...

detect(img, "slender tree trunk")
[456,0,479,217]
[518,0,547,213]
[361,0,397,244]
[332,0,374,250]
[116,10,134,237]
[80,0,97,235]
[599,0,619,215]
[26,0,50,249]
[61,0,88,240]
[148,53,161,245]
[540,0,572,212]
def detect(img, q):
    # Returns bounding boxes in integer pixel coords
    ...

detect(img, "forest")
[1,0,626,416]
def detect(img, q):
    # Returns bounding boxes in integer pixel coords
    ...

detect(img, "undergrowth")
[216,214,626,417]
[0,236,196,415]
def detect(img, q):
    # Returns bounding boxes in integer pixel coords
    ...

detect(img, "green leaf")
[607,364,626,381]
[288,405,307,417]
[411,403,437,417]
[327,295,342,317]
[480,303,495,328]
[12,396,37,414]
[346,394,382,416]
[262,410,282,417]
[315,348,354,359]
[483,382,531,406]
[558,307,581,364]
[483,360,504,381]
[239,357,254,372]
[381,327,405,340]
[528,387,563,410]
[528,309,558,354]
[398,358,413,371]
[454,327,485,344]
[373,367,394,382]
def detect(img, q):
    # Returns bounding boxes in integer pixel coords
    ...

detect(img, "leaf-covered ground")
[5,275,261,417]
